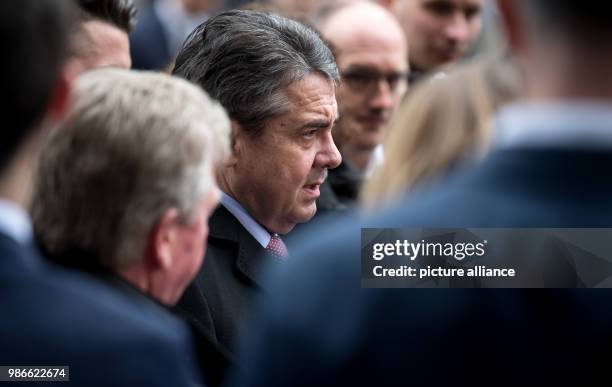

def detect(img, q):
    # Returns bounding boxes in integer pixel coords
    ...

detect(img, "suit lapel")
[207,205,282,290]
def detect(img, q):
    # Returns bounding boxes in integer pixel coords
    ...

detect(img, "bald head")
[321,1,406,58]
[319,1,408,172]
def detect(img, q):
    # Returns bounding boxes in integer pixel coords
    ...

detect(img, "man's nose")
[368,79,394,111]
[444,14,470,44]
[315,130,342,169]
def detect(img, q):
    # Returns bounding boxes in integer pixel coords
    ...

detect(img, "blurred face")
[180,0,222,14]
[165,186,219,304]
[332,24,408,162]
[226,74,341,234]
[73,20,131,71]
[396,0,482,71]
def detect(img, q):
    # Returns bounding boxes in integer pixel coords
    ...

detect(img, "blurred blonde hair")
[361,57,521,210]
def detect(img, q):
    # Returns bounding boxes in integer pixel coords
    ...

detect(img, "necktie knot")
[266,233,288,259]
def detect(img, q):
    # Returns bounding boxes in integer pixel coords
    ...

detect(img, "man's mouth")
[440,46,464,61]
[359,115,388,128]
[303,181,323,198]
[305,182,321,190]
[303,169,327,198]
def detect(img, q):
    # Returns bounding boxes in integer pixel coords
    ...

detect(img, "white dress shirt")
[220,192,271,248]
[494,100,612,150]
[0,199,32,245]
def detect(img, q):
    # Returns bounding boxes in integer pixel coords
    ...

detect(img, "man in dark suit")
[172,10,342,361]
[32,68,232,386]
[230,0,612,385]
[0,1,203,386]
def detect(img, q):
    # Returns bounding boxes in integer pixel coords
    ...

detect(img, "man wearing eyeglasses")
[315,1,408,211]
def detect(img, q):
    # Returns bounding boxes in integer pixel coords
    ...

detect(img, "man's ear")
[226,120,244,167]
[46,60,81,120]
[146,208,180,271]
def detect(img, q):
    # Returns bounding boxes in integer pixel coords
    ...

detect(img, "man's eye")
[344,73,374,85]
[464,6,481,20]
[303,130,317,139]
[351,74,371,82]
[424,1,454,16]
[386,73,406,89]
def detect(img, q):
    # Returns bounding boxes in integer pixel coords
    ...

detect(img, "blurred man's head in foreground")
[32,69,230,305]
[497,0,612,100]
[0,0,73,204]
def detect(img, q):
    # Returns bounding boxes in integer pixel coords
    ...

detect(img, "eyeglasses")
[342,70,409,93]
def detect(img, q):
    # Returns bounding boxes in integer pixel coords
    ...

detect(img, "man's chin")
[292,201,318,224]
[435,49,464,66]
[358,120,386,133]
[356,137,383,153]
[357,126,385,146]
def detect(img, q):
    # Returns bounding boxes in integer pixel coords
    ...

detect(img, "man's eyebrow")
[343,64,378,74]
[300,118,337,130]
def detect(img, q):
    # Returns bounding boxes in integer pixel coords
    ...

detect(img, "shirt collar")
[0,199,32,245]
[364,144,385,178]
[494,100,612,150]
[220,192,271,248]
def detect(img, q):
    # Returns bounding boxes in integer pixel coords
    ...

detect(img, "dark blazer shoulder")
[1,239,203,386]
[0,232,40,273]
[129,7,172,70]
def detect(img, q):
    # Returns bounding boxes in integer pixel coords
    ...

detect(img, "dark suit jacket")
[0,232,203,386]
[129,6,172,71]
[48,251,230,386]
[176,205,284,373]
[231,148,612,386]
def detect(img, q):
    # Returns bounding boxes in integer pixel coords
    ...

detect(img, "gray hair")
[32,68,230,269]
[173,9,339,135]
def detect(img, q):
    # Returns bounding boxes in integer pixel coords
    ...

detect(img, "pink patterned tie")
[266,233,288,259]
